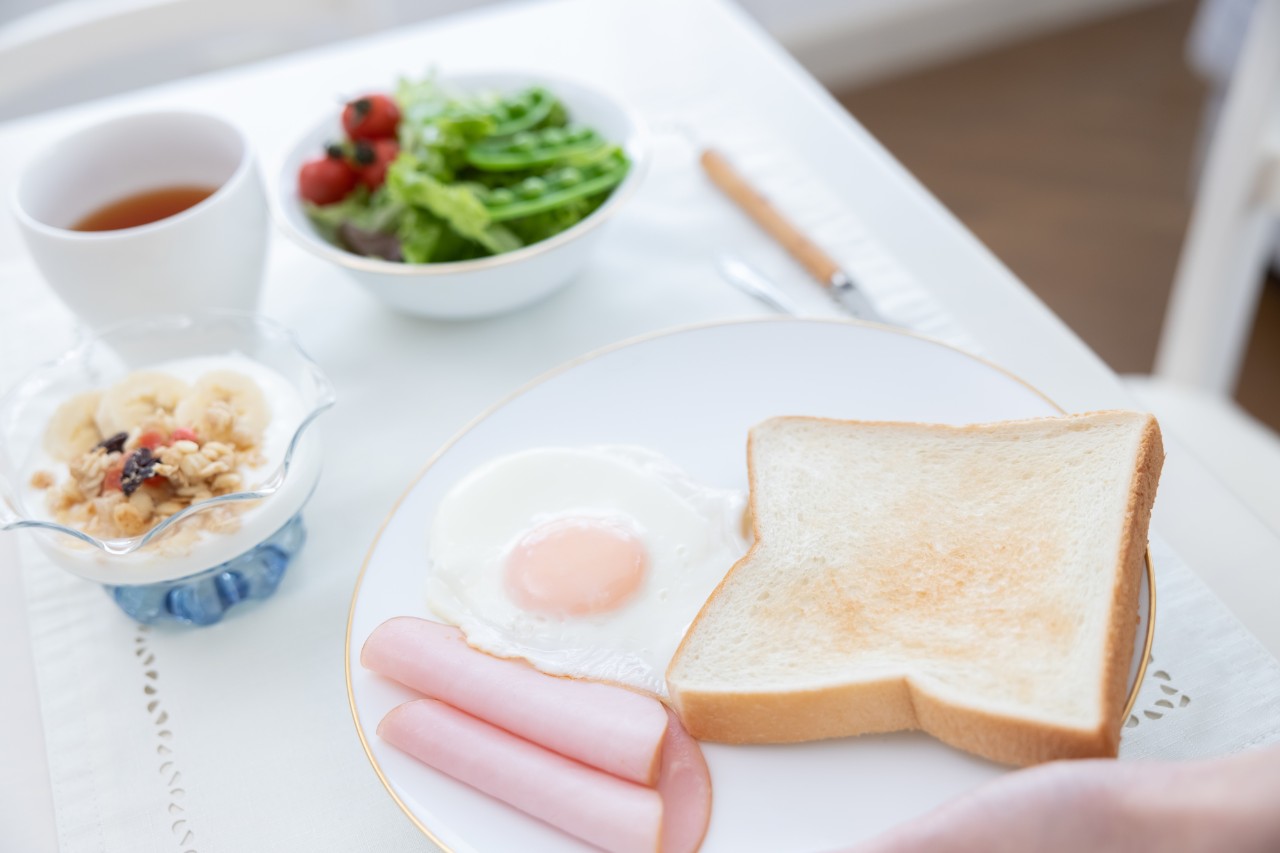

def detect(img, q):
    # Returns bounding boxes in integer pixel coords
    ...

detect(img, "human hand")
[846,743,1280,853]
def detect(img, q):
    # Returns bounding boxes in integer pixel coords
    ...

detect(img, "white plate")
[346,318,1153,852]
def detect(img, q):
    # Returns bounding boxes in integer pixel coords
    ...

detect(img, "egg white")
[425,446,749,697]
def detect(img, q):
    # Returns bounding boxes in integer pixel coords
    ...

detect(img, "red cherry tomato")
[136,431,166,450]
[342,94,400,141]
[298,154,358,205]
[171,427,198,444]
[354,138,399,190]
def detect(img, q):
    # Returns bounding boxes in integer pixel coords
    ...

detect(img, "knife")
[716,255,800,316]
[700,148,888,324]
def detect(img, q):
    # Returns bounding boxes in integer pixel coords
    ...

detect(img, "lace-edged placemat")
[1120,534,1280,758]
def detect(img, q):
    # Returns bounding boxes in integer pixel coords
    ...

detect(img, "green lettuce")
[386,155,521,256]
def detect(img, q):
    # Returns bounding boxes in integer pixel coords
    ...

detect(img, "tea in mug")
[72,185,217,232]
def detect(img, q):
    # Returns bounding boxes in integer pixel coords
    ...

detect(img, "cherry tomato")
[171,427,198,444]
[354,138,399,190]
[298,153,358,205]
[102,459,124,493]
[342,94,400,141]
[136,431,166,450]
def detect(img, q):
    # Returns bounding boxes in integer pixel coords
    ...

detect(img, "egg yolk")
[504,517,648,617]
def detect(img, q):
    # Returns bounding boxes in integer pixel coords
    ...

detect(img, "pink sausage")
[658,707,713,853]
[379,698,663,853]
[362,617,667,785]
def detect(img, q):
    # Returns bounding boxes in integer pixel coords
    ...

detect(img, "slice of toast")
[665,412,1163,766]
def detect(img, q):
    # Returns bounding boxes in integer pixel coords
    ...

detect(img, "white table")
[3,0,1279,849]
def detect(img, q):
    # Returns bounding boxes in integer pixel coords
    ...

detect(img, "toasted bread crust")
[1097,413,1163,752]
[675,678,1118,764]
[666,412,1164,767]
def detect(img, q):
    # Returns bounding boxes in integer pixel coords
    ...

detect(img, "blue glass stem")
[106,513,307,626]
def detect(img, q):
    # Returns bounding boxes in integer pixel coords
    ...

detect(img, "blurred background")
[1,0,1275,428]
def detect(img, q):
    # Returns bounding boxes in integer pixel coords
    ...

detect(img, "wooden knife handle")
[700,148,841,285]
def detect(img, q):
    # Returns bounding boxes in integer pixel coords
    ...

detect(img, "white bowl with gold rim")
[272,73,648,320]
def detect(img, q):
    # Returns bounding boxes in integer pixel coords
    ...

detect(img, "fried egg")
[425,446,750,696]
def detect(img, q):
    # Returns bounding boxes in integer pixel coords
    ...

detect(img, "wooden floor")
[836,0,1280,431]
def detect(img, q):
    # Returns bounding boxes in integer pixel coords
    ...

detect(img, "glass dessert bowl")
[0,312,334,625]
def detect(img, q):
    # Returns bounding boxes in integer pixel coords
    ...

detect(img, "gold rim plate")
[345,316,1156,852]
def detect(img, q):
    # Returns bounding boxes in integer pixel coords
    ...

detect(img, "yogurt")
[22,354,323,585]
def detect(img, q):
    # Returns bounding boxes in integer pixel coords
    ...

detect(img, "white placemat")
[7,112,1280,853]
[1121,534,1280,758]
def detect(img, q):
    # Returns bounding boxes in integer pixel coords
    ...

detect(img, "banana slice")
[174,370,269,443]
[43,391,103,461]
[96,371,191,436]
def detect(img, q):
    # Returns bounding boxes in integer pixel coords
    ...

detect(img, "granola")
[32,372,268,541]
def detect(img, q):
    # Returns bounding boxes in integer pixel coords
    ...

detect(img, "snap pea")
[465,125,604,171]
[490,87,560,136]
[516,176,547,199]
[486,187,517,206]
[484,151,629,221]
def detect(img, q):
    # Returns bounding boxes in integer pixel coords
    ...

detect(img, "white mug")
[11,110,268,328]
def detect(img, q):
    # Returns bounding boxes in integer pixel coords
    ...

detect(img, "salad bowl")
[272,72,648,320]
[0,312,335,626]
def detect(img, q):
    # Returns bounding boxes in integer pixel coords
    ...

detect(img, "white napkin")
[7,113,1280,853]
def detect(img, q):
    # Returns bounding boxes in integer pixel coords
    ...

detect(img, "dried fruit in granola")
[120,448,159,496]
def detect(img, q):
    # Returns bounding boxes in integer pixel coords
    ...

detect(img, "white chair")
[0,0,396,120]
[1125,0,1280,536]
[1155,0,1280,394]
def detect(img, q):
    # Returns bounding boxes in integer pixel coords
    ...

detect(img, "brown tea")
[72,185,217,232]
